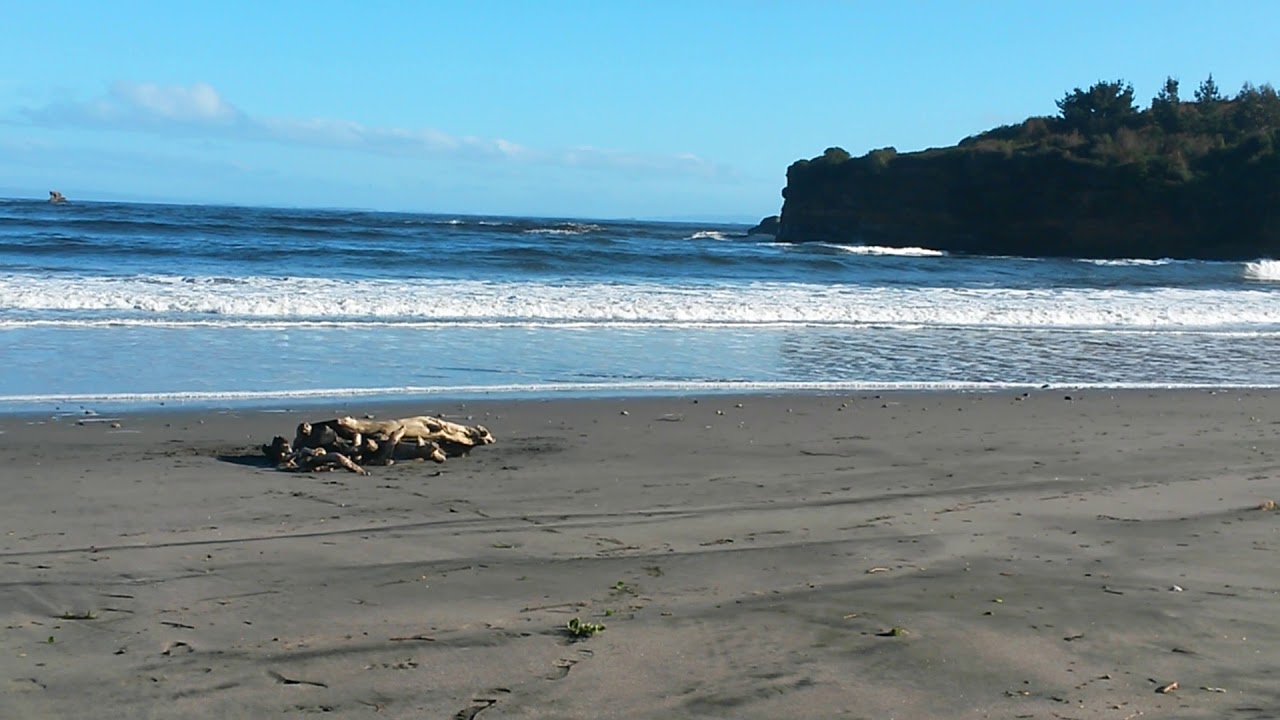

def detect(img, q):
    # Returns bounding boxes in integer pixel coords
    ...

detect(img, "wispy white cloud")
[27,81,245,129]
[17,81,732,179]
[114,82,240,123]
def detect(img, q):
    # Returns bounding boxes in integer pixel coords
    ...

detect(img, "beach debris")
[268,670,328,688]
[57,610,97,620]
[1155,681,1179,694]
[1258,499,1277,511]
[1200,686,1227,693]
[262,414,494,475]
[1169,584,1184,592]
[76,416,122,426]
[565,617,606,638]
[877,626,909,637]
[866,566,890,574]
[388,634,435,642]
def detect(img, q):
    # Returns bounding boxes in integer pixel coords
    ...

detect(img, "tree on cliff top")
[819,146,851,164]
[1194,74,1223,104]
[1055,80,1138,134]
[1151,77,1182,132]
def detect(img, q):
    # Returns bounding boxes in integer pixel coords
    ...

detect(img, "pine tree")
[1194,74,1222,104]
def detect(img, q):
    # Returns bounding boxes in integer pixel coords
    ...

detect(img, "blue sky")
[2,1,1278,220]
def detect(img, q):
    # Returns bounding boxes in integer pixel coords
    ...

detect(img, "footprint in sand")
[453,698,498,720]
[546,658,578,680]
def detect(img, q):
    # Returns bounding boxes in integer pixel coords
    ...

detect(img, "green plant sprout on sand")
[565,617,606,638]
[58,611,97,620]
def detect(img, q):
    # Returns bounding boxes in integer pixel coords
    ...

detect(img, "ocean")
[2,199,1279,413]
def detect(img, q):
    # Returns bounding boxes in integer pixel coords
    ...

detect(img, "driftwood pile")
[262,414,494,475]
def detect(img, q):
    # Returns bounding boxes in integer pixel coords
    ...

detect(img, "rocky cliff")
[773,79,1280,260]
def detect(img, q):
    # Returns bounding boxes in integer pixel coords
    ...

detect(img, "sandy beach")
[2,390,1278,719]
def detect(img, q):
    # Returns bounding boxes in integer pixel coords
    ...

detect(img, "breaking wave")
[688,230,731,240]
[1244,259,1280,281]
[1079,258,1173,266]
[3,273,1280,330]
[522,223,604,236]
[819,243,947,257]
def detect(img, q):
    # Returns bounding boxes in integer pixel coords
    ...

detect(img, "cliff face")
[774,85,1280,260]
[778,144,1280,259]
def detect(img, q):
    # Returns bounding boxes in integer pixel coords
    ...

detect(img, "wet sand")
[2,390,1278,718]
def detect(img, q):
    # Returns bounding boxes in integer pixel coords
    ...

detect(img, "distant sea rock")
[746,215,780,237]
[772,79,1280,260]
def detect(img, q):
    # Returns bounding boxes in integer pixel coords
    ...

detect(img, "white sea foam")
[688,230,730,240]
[1079,258,1172,266]
[1244,259,1280,281]
[818,243,947,257]
[522,223,603,235]
[3,274,1280,330]
[5,379,1278,408]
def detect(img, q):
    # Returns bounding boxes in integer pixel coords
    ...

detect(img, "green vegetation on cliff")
[777,76,1280,259]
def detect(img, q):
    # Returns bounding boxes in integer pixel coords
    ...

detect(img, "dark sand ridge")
[1,391,1277,718]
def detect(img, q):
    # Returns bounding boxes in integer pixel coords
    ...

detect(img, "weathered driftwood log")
[335,415,494,454]
[261,414,493,474]
[262,437,369,475]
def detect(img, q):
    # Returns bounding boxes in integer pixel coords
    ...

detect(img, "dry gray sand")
[2,390,1278,719]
